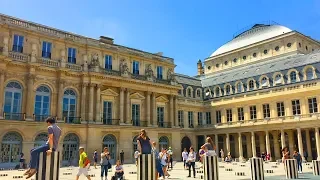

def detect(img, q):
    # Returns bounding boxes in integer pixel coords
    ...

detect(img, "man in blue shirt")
[24,117,61,179]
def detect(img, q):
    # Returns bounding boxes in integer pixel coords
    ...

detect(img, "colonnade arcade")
[206,127,320,161]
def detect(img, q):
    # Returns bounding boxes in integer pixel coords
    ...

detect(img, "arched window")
[236,83,242,93]
[248,80,255,90]
[63,89,77,123]
[34,86,51,121]
[290,71,297,83]
[4,82,23,120]
[62,133,79,166]
[275,74,282,85]
[306,68,314,80]
[187,88,192,97]
[225,85,231,95]
[261,77,268,87]
[34,133,48,147]
[215,87,220,97]
[159,136,169,150]
[0,132,22,164]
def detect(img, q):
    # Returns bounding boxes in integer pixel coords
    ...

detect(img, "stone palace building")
[0,13,320,168]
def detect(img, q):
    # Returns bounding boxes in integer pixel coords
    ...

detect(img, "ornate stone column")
[88,83,95,121]
[265,131,272,161]
[272,131,281,160]
[251,131,257,157]
[126,88,130,124]
[169,95,174,127]
[246,133,252,158]
[305,129,312,161]
[315,127,320,160]
[3,36,9,56]
[238,132,243,160]
[0,70,6,118]
[281,129,286,149]
[297,128,305,161]
[25,74,35,121]
[215,134,219,155]
[56,80,64,121]
[95,84,101,123]
[226,133,230,154]
[145,91,151,126]
[174,96,178,127]
[152,92,157,127]
[119,88,125,124]
[80,83,87,121]
[31,43,37,63]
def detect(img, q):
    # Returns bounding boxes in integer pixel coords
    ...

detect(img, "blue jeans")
[101,165,108,177]
[29,144,49,169]
[297,161,302,172]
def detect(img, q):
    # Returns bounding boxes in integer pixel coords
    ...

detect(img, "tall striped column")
[137,154,156,180]
[312,160,320,176]
[250,157,264,180]
[36,151,60,180]
[284,159,298,179]
[203,155,219,180]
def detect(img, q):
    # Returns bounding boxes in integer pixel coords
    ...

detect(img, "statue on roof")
[119,59,129,76]
[91,53,100,66]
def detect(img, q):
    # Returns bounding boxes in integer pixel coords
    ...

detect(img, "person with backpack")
[101,147,111,180]
[76,147,91,180]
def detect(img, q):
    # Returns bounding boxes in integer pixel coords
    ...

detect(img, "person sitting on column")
[137,129,152,154]
[282,147,290,163]
[167,147,173,169]
[201,137,217,156]
[225,153,232,163]
[199,146,205,165]
[113,160,124,180]
[24,117,61,179]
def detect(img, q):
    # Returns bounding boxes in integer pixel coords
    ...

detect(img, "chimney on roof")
[197,59,204,75]
[155,52,163,56]
[99,36,114,44]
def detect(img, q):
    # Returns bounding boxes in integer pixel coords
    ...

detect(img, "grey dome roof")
[210,24,292,57]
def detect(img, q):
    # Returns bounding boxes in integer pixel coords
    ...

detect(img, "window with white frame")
[133,61,140,75]
[261,77,268,87]
[187,88,192,97]
[308,98,318,113]
[236,83,242,93]
[237,107,244,121]
[215,88,220,97]
[263,104,270,118]
[292,100,301,115]
[275,74,282,85]
[226,109,232,122]
[188,111,194,128]
[42,41,52,59]
[306,68,314,80]
[12,35,24,53]
[225,85,231,95]
[248,80,255,90]
[196,89,201,98]
[178,110,184,127]
[216,110,221,124]
[277,102,285,117]
[290,71,297,83]
[250,106,257,119]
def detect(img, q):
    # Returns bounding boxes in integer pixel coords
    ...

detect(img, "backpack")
[84,158,91,167]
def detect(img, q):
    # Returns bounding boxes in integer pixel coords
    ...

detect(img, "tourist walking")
[167,147,173,169]
[187,147,196,178]
[24,117,61,179]
[182,148,188,170]
[220,149,225,162]
[93,150,98,169]
[152,142,164,180]
[159,148,170,178]
[101,147,111,180]
[19,152,25,169]
[134,150,140,166]
[76,147,91,180]
[293,151,302,173]
[120,150,124,164]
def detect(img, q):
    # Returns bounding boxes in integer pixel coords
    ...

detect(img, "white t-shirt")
[134,151,139,159]
[159,152,167,166]
[182,151,188,160]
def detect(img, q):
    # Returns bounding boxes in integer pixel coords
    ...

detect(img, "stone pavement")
[0,161,319,180]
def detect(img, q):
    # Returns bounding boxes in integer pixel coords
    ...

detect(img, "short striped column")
[203,155,219,180]
[312,160,320,176]
[36,151,60,180]
[137,154,156,180]
[284,159,298,179]
[250,157,264,180]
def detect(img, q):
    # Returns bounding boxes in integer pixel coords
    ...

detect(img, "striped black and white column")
[250,157,264,180]
[36,151,60,180]
[284,159,298,179]
[137,154,156,180]
[312,160,320,176]
[203,155,219,180]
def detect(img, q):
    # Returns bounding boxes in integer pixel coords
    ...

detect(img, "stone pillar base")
[153,125,158,128]
[25,117,34,121]
[120,123,127,126]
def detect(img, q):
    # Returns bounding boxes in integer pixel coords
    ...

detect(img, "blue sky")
[1,0,320,76]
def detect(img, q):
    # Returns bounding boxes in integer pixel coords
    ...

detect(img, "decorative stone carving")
[83,55,88,71]
[145,64,154,82]
[167,68,176,85]
[31,44,37,63]
[119,59,129,77]
[3,37,9,56]
[91,53,100,66]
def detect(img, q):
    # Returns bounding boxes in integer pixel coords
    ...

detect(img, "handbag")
[107,161,112,169]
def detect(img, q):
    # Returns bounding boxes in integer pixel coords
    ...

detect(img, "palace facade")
[0,14,319,168]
